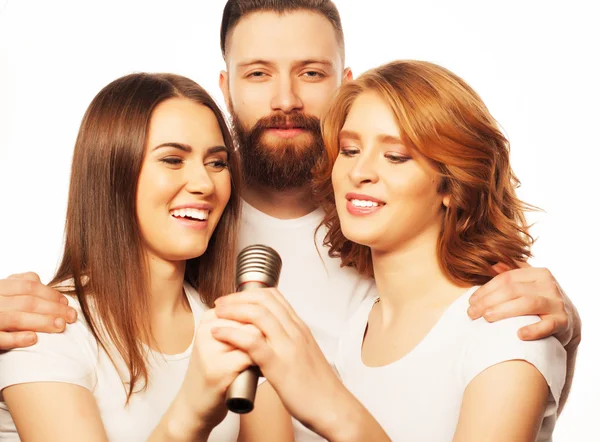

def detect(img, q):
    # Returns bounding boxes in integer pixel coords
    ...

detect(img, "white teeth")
[351,199,381,208]
[170,208,209,221]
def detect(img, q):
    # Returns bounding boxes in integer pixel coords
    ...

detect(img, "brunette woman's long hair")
[313,60,535,286]
[49,73,241,400]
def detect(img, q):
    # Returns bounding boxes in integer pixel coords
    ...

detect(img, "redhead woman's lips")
[346,199,384,216]
[345,193,385,216]
[266,128,307,138]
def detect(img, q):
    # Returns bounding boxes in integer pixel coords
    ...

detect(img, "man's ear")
[219,70,232,113]
[342,67,353,83]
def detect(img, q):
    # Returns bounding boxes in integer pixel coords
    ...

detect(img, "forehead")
[148,98,224,146]
[343,92,400,135]
[227,11,342,67]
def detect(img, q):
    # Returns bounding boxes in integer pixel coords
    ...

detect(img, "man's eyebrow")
[236,59,277,69]
[236,58,335,70]
[294,59,335,69]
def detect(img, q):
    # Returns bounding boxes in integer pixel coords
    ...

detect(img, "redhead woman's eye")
[385,153,411,164]
[339,147,360,157]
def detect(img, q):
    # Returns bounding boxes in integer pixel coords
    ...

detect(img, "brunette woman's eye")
[205,159,229,171]
[160,157,183,165]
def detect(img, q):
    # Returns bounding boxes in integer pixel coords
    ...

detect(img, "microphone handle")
[225,281,268,414]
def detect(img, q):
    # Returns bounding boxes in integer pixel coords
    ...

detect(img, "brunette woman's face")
[331,91,448,254]
[136,98,231,263]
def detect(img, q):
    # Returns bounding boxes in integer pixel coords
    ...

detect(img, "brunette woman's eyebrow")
[153,142,192,152]
[206,145,228,155]
[153,143,228,155]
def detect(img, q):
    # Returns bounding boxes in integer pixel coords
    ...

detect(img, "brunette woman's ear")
[442,194,451,208]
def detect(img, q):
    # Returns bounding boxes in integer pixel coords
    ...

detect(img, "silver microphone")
[226,244,282,414]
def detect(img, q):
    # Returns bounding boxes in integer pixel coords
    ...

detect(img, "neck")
[145,254,187,316]
[371,224,466,317]
[242,183,316,219]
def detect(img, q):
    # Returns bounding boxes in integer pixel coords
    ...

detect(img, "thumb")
[7,272,42,282]
[491,263,513,274]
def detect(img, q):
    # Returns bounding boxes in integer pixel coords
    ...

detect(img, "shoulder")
[0,290,98,393]
[462,312,567,411]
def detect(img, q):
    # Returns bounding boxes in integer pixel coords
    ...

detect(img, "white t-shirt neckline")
[241,200,324,229]
[354,286,479,371]
[145,282,201,362]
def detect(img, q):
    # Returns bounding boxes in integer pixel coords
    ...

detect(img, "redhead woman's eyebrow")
[339,130,361,141]
[377,134,405,145]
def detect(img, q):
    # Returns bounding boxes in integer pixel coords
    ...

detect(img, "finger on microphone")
[225,244,282,414]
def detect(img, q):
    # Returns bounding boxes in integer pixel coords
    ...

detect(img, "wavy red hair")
[313,60,535,286]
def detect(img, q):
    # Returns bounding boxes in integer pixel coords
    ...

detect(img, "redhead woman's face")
[331,91,447,254]
[136,98,231,264]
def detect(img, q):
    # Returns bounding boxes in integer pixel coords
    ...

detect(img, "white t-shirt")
[239,201,377,441]
[335,287,567,441]
[0,282,240,442]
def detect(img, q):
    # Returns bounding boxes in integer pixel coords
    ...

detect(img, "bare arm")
[453,361,549,442]
[238,382,294,442]
[4,383,109,442]
[5,382,213,442]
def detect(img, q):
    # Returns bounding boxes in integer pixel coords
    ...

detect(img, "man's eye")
[303,71,324,79]
[247,72,267,78]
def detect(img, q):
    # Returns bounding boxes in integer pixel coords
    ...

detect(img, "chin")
[340,227,378,248]
[166,243,210,262]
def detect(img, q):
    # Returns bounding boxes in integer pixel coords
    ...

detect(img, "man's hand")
[468,263,581,346]
[0,272,78,350]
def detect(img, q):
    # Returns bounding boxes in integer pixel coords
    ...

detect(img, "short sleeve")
[462,315,567,414]
[0,299,97,393]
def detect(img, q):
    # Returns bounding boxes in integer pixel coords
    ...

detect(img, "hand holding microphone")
[212,264,360,439]
[225,244,282,414]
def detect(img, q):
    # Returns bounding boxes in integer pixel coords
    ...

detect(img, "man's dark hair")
[220,0,345,62]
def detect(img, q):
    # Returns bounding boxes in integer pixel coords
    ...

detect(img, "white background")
[0,1,598,439]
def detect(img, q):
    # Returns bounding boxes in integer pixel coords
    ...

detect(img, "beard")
[230,110,324,191]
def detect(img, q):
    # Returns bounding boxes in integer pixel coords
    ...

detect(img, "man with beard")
[0,0,581,440]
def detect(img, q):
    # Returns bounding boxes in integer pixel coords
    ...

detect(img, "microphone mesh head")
[236,245,282,289]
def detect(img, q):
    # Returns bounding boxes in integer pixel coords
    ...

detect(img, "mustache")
[251,112,321,132]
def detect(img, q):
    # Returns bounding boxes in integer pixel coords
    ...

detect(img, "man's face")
[220,10,351,190]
